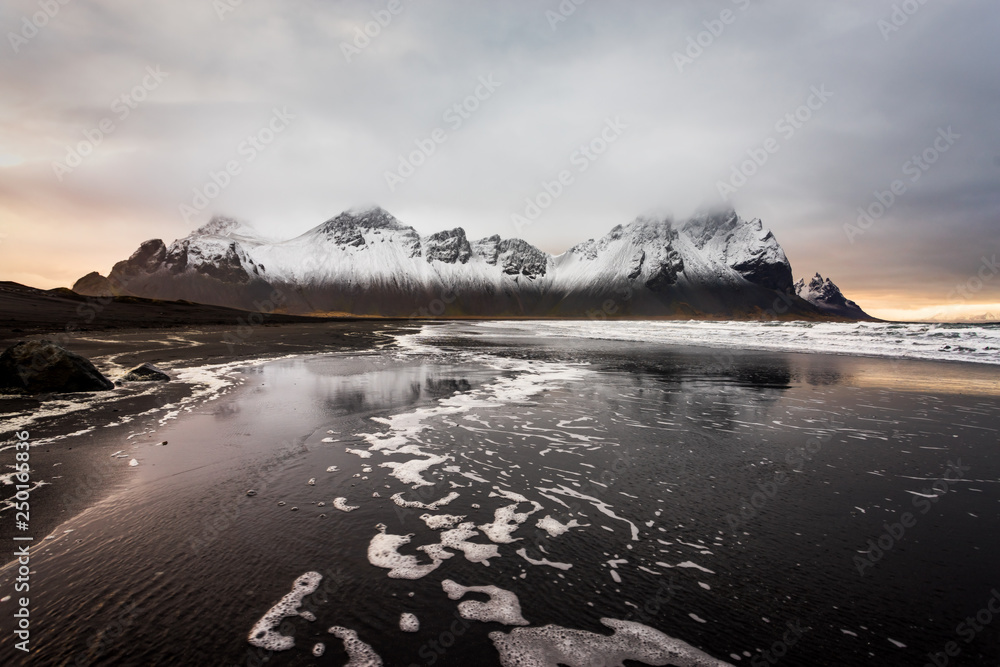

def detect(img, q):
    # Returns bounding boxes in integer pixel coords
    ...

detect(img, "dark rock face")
[644,257,682,291]
[731,249,794,293]
[121,362,170,382]
[72,272,115,297]
[163,239,258,283]
[626,250,645,281]
[112,239,168,279]
[497,239,548,278]
[314,207,422,256]
[424,229,472,264]
[320,207,409,233]
[330,225,367,248]
[0,341,114,393]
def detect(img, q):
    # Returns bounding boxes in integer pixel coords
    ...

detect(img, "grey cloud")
[0,0,997,310]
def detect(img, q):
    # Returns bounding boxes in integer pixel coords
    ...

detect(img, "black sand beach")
[1,322,998,666]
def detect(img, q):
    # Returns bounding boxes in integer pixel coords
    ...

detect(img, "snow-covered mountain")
[794,273,871,320]
[74,207,871,320]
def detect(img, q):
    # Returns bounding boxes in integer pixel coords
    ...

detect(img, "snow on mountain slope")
[100,217,273,309]
[245,209,553,314]
[77,207,869,319]
[192,216,269,247]
[681,212,793,291]
[552,217,684,294]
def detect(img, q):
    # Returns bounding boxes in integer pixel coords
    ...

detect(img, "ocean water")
[469,320,1000,366]
[1,321,999,666]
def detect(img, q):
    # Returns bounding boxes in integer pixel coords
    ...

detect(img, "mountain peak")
[681,210,741,250]
[424,228,472,264]
[321,206,407,232]
[795,273,872,319]
[300,206,420,255]
[194,215,259,239]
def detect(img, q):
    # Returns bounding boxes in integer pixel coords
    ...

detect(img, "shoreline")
[2,318,996,564]
[1,321,998,664]
[0,321,416,560]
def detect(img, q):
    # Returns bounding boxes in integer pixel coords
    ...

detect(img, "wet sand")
[0,321,417,553]
[1,322,998,665]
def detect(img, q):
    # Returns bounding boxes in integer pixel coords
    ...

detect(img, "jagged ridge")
[74,207,870,320]
[794,273,871,319]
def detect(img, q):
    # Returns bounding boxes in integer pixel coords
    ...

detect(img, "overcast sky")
[1,0,998,320]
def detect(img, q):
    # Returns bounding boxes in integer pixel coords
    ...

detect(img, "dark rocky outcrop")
[424,228,472,264]
[72,271,116,297]
[111,239,168,283]
[121,362,171,382]
[314,207,422,257]
[0,341,114,393]
[794,273,872,319]
[497,239,548,278]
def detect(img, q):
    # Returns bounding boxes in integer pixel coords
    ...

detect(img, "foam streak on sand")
[489,618,734,667]
[399,613,420,632]
[328,626,383,666]
[391,491,459,510]
[333,498,360,512]
[442,579,529,626]
[379,448,451,487]
[535,514,587,537]
[367,524,450,579]
[356,359,589,458]
[516,548,573,571]
[420,513,466,530]
[248,572,322,651]
[676,561,715,574]
[479,487,544,544]
[439,522,500,566]
[537,484,640,541]
[348,358,590,538]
